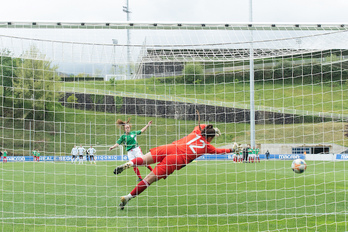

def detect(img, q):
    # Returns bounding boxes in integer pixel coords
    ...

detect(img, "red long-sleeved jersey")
[150,124,230,164]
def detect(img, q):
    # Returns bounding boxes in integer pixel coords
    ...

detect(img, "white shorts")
[127,147,144,160]
[238,154,243,159]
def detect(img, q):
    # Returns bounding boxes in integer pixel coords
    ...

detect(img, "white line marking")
[1,189,345,195]
[2,212,348,220]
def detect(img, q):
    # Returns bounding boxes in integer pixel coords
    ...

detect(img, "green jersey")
[3,151,7,157]
[32,151,37,156]
[251,148,260,155]
[117,131,142,151]
[36,152,40,157]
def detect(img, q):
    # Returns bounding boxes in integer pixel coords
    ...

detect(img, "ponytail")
[116,118,132,129]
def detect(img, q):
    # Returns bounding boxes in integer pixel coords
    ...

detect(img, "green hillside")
[63,80,348,116]
[1,104,347,156]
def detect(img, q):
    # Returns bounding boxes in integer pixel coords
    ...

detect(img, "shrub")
[66,94,78,108]
[182,62,204,84]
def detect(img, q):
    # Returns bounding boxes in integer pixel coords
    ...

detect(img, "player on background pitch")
[71,145,78,164]
[3,149,7,163]
[87,145,97,164]
[32,149,37,162]
[36,150,41,162]
[77,145,86,164]
[113,112,239,210]
[109,118,153,182]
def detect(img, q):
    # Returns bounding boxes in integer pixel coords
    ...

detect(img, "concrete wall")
[60,92,322,124]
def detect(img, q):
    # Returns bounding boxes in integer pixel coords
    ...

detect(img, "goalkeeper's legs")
[119,172,157,210]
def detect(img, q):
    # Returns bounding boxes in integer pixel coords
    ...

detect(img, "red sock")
[147,165,153,171]
[133,167,142,179]
[131,157,144,166]
[130,179,150,197]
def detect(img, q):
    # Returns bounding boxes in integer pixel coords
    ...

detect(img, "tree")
[0,49,19,101]
[13,46,62,119]
[93,68,103,76]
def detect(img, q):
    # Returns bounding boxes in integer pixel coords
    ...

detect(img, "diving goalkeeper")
[113,114,239,210]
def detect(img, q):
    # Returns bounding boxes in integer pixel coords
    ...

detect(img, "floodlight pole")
[249,0,256,149]
[29,121,31,156]
[123,0,131,79]
[112,39,118,76]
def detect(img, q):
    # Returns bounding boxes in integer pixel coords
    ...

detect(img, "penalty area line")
[2,212,348,220]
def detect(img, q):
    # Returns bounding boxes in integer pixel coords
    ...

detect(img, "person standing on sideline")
[109,118,153,182]
[87,145,97,164]
[77,145,85,164]
[265,150,270,160]
[71,145,78,164]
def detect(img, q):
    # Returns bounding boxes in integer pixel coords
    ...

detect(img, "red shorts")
[150,144,189,180]
[150,144,179,163]
[152,154,186,180]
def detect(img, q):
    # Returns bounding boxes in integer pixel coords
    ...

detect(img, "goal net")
[0,22,347,231]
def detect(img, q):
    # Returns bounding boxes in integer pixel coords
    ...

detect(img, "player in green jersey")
[3,149,7,163]
[109,118,153,181]
[254,147,260,163]
[36,150,41,162]
[32,149,37,162]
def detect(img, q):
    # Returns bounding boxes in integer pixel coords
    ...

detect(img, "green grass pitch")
[0,160,347,231]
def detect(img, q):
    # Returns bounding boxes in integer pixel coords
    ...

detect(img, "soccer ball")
[291,159,307,173]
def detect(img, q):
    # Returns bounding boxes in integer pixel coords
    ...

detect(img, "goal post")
[0,22,348,231]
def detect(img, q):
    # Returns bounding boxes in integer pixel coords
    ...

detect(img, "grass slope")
[2,107,347,156]
[63,80,348,115]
